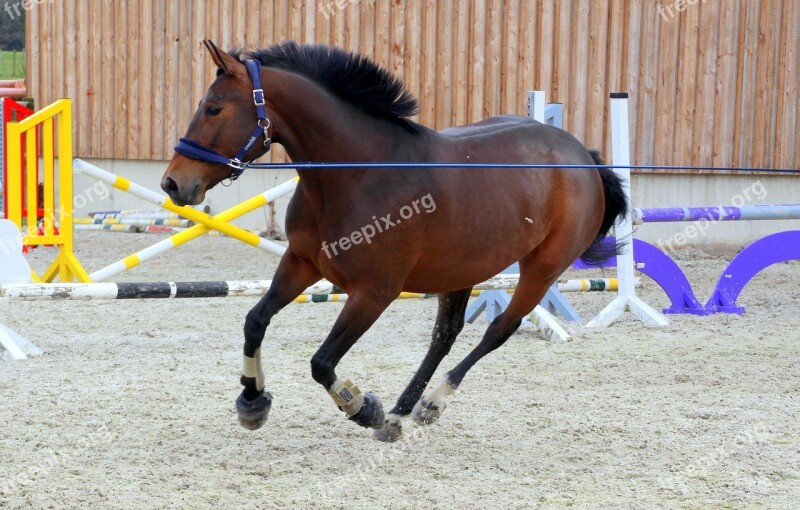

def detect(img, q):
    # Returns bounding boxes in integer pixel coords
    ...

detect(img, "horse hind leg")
[412,253,561,427]
[373,288,473,442]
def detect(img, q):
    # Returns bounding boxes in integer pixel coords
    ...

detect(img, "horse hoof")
[348,392,385,429]
[372,416,403,443]
[236,391,273,430]
[411,398,444,426]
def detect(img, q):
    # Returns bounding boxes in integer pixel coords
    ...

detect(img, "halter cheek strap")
[173,58,272,181]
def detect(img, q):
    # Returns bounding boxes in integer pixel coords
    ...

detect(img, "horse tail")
[579,150,628,265]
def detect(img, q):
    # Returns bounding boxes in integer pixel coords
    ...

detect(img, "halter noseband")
[173,59,272,181]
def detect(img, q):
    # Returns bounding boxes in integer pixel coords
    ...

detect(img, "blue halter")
[173,59,272,181]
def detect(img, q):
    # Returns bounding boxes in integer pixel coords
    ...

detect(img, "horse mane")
[229,41,421,133]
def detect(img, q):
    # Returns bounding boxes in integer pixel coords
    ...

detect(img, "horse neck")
[263,67,431,167]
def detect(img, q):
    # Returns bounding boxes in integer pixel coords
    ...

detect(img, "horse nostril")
[162,176,179,197]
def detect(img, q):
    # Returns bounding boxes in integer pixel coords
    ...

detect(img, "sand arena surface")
[1,231,798,509]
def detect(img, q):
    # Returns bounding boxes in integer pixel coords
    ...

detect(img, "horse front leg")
[237,251,321,430]
[310,289,397,430]
[373,288,473,442]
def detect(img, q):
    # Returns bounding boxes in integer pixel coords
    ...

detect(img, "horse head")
[161,40,272,206]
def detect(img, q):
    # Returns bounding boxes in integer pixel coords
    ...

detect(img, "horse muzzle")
[161,173,203,207]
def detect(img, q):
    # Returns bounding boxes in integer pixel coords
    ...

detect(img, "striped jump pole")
[292,292,443,303]
[73,159,288,258]
[0,280,333,300]
[293,278,641,304]
[75,224,143,233]
[92,213,186,220]
[0,279,484,301]
[140,225,185,234]
[0,276,638,302]
[632,205,800,224]
[87,177,298,282]
[89,207,210,217]
[75,218,194,228]
[556,277,638,292]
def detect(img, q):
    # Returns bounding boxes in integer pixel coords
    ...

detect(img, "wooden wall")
[26,0,800,171]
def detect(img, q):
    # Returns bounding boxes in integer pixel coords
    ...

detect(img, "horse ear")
[203,39,237,76]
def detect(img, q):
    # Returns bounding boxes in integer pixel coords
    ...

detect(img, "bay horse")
[162,40,626,442]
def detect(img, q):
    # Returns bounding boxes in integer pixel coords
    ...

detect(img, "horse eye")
[205,106,222,116]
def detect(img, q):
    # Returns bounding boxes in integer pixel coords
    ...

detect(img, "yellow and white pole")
[73,159,293,265]
[85,173,297,282]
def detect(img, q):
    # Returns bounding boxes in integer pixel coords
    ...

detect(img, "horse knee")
[310,354,335,389]
[244,307,269,341]
[244,309,267,342]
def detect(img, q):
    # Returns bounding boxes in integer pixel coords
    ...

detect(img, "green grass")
[0,50,25,80]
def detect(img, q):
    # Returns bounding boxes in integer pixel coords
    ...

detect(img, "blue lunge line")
[236,161,800,175]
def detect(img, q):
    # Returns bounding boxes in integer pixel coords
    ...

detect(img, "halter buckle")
[253,89,266,106]
[228,158,248,171]
[227,160,247,183]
